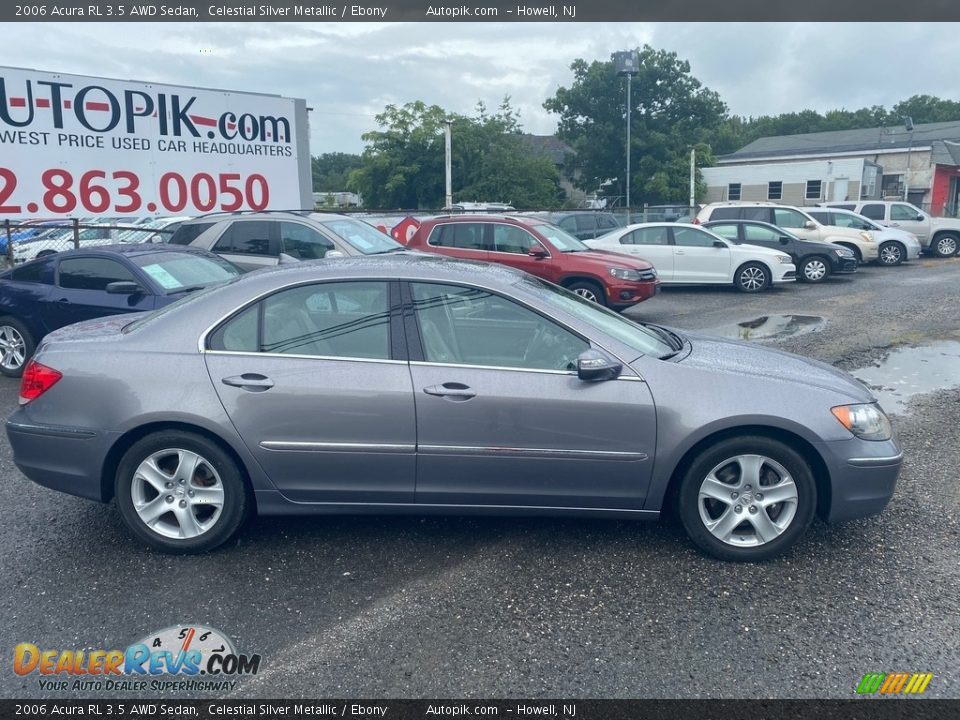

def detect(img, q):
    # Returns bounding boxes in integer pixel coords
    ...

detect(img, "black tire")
[114,431,250,554]
[677,435,817,562]
[877,241,905,266]
[931,233,959,258]
[0,316,35,378]
[733,262,771,293]
[836,243,862,263]
[567,280,607,306]
[798,256,831,283]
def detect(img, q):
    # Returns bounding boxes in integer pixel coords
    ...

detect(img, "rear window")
[708,207,741,221]
[169,222,215,246]
[10,260,53,284]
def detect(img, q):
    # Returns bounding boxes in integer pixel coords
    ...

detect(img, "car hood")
[566,248,654,271]
[671,332,873,402]
[930,217,960,230]
[733,243,792,259]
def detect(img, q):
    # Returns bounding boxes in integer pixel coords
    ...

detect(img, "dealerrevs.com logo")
[13,625,261,692]
[0,76,292,143]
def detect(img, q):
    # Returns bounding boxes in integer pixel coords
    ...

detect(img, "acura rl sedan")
[6,254,902,560]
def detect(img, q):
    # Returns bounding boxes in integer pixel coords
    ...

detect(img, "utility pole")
[614,50,639,224]
[443,118,453,209]
[903,116,914,202]
[689,147,696,211]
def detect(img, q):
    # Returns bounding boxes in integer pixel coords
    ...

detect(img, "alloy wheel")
[697,454,799,547]
[0,325,26,371]
[738,267,766,291]
[573,287,599,303]
[879,244,903,265]
[936,235,958,257]
[130,449,225,540]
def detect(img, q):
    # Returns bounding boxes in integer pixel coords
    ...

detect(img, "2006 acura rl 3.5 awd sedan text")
[6,253,902,561]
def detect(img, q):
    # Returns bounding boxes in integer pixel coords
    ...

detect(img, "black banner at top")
[5,0,960,22]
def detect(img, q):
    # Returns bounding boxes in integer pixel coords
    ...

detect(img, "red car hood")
[566,248,654,271]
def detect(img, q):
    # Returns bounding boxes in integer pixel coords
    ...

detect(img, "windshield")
[132,251,241,293]
[535,223,591,252]
[520,275,674,357]
[314,217,404,254]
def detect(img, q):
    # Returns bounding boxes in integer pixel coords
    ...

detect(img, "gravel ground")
[1,257,958,700]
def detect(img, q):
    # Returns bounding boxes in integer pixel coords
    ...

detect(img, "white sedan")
[585,223,796,292]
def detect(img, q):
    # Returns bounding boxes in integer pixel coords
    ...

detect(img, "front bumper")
[816,436,903,523]
[771,263,797,284]
[6,416,111,502]
[608,279,660,306]
[832,256,859,273]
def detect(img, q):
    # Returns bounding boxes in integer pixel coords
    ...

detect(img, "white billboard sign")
[0,66,311,217]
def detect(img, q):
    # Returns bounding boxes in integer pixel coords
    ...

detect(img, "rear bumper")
[5,416,110,502]
[816,436,903,523]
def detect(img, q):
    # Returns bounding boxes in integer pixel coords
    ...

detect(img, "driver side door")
[406,281,656,510]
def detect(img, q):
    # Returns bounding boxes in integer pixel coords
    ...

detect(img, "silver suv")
[169,211,404,271]
[819,201,960,257]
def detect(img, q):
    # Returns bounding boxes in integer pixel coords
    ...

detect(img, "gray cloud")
[3,22,956,155]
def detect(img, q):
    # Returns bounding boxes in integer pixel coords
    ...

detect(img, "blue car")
[0,244,241,377]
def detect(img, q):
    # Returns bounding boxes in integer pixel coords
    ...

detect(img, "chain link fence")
[1,220,177,269]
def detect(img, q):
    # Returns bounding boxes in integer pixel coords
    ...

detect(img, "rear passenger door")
[425,223,491,263]
[615,226,674,280]
[204,280,416,503]
[211,220,278,271]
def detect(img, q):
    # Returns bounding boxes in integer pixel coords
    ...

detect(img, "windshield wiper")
[646,324,682,351]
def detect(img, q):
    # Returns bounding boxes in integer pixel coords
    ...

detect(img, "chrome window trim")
[205,350,406,365]
[419,444,648,461]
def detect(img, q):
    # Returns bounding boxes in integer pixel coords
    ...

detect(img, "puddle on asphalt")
[707,315,826,341]
[853,341,960,414]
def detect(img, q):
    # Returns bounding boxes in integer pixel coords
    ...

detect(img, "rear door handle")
[674,250,685,255]
[423,382,476,400]
[222,373,274,392]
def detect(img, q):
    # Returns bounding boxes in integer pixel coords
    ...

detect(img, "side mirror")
[528,245,548,258]
[713,240,726,248]
[804,220,817,229]
[576,349,622,382]
[917,214,925,221]
[105,281,143,295]
[779,237,790,245]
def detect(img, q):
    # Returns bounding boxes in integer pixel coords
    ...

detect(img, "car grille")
[636,270,658,282]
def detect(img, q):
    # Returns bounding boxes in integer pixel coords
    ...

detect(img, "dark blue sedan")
[0,245,241,377]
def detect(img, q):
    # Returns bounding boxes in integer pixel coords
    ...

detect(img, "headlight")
[831,403,892,441]
[776,255,792,264]
[609,266,656,281]
[835,248,855,258]
[859,232,875,243]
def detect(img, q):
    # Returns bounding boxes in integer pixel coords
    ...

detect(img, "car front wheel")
[878,242,905,266]
[734,263,771,292]
[677,436,817,561]
[115,431,249,553]
[0,317,34,378]
[931,233,959,258]
[567,280,607,306]
[799,256,830,283]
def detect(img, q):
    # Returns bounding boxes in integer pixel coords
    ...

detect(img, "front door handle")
[423,382,476,400]
[674,250,685,255]
[222,373,274,392]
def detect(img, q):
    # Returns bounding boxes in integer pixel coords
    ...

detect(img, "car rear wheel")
[931,233,959,258]
[799,256,830,283]
[878,242,905,266]
[115,431,249,553]
[677,436,816,561]
[0,317,34,378]
[567,280,607,306]
[733,263,771,293]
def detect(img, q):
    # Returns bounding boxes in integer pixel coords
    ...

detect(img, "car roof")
[48,244,218,259]
[423,214,544,227]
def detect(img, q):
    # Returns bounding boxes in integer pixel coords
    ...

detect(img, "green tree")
[311,152,362,192]
[544,46,728,205]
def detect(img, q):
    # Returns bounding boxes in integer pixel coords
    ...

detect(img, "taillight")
[692,217,701,225]
[19,359,62,405]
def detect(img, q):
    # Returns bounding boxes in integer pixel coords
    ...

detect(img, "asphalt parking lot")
[1,258,958,700]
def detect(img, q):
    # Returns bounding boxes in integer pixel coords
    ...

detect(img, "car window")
[209,281,390,359]
[411,282,589,371]
[742,224,781,243]
[708,207,741,221]
[535,223,590,252]
[623,226,669,245]
[707,224,740,242]
[429,223,486,250]
[314,218,402,255]
[831,204,857,211]
[557,216,578,232]
[130,251,241,293]
[828,213,869,230]
[10,259,53,284]
[493,224,539,254]
[891,203,922,221]
[574,215,597,232]
[214,221,274,256]
[673,227,718,248]
[860,204,885,221]
[169,222,215,246]
[772,208,808,229]
[57,257,138,291]
[597,214,619,229]
[280,222,336,260]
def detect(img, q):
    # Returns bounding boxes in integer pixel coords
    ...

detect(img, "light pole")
[903,116,914,202]
[689,147,696,211]
[614,50,639,222]
[443,117,453,209]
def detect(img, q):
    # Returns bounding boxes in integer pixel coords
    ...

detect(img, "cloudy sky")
[3,23,955,155]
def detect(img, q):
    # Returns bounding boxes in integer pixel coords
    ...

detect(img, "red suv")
[406,215,659,309]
